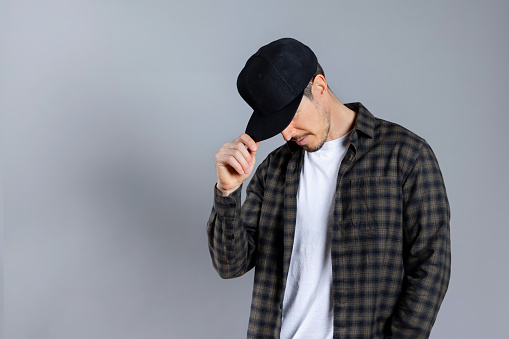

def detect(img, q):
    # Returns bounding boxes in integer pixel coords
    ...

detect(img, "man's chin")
[303,137,328,152]
[303,143,323,153]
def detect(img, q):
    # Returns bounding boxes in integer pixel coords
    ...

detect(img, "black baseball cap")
[237,38,318,142]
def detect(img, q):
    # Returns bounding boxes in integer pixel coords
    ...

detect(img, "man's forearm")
[207,184,257,279]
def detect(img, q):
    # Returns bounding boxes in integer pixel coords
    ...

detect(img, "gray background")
[1,0,508,338]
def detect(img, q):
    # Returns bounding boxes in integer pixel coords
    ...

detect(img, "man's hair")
[303,63,325,100]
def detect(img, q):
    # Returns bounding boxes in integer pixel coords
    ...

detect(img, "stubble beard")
[304,109,331,153]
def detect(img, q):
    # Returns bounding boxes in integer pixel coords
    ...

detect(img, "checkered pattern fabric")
[207,102,450,338]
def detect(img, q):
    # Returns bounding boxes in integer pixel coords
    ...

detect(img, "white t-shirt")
[280,132,350,339]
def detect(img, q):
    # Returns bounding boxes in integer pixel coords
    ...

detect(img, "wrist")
[216,183,240,197]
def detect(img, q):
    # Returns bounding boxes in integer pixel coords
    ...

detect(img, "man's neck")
[326,93,357,141]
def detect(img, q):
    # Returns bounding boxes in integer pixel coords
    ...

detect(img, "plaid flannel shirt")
[207,102,451,338]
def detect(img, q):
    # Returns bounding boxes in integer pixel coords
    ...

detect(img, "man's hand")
[215,133,260,196]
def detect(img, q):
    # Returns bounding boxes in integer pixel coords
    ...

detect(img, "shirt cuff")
[213,184,242,219]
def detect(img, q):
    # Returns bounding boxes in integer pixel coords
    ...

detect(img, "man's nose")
[281,124,294,142]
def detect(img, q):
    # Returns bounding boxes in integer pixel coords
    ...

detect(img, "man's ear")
[311,74,327,99]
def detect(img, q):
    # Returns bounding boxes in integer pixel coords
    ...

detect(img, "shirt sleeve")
[206,163,266,279]
[390,141,451,338]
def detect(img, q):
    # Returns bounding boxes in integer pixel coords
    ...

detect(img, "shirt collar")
[345,102,375,139]
[286,102,375,153]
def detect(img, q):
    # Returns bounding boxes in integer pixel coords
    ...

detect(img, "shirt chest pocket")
[349,176,402,230]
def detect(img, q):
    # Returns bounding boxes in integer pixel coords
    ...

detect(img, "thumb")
[247,142,260,173]
[249,142,260,156]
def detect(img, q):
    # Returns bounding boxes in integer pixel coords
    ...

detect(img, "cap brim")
[245,92,304,142]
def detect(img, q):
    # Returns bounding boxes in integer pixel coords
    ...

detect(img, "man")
[207,38,450,338]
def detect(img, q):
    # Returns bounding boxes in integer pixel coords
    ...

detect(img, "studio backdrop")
[1,1,508,338]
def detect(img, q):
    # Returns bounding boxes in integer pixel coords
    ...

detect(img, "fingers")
[238,133,258,153]
[215,134,260,175]
[253,141,260,153]
[216,151,247,175]
[217,146,251,174]
[227,134,259,172]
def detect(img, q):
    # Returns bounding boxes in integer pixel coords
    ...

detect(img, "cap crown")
[237,38,317,116]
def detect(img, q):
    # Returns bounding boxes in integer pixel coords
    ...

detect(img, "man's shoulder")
[264,142,295,164]
[269,142,294,157]
[373,116,427,151]
[352,102,427,152]
[254,142,297,174]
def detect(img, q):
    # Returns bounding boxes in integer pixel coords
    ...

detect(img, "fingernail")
[251,144,257,151]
